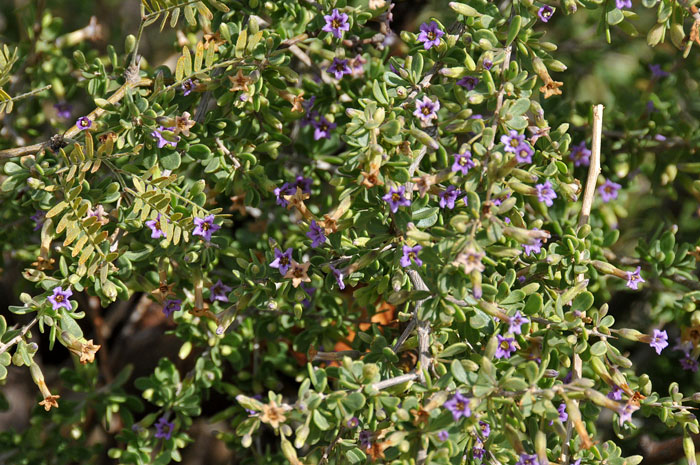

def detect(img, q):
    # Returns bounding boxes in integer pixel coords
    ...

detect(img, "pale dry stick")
[0,317,38,356]
[561,104,604,465]
[370,372,420,391]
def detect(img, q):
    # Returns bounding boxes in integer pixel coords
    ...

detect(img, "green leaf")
[590,341,607,357]
[160,150,181,170]
[312,409,330,430]
[451,359,468,383]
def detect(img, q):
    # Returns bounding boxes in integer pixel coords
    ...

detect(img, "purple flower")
[347,417,359,428]
[181,79,195,96]
[557,403,568,422]
[151,126,179,149]
[618,402,639,426]
[452,151,475,175]
[154,416,175,440]
[313,116,337,140]
[479,421,490,439]
[30,210,45,231]
[382,186,411,213]
[210,279,232,303]
[681,356,699,372]
[616,0,632,8]
[301,285,316,307]
[54,102,72,119]
[307,220,326,248]
[359,430,372,449]
[400,245,423,268]
[413,96,440,124]
[650,329,668,354]
[535,179,557,206]
[508,311,529,335]
[516,453,539,465]
[523,238,543,257]
[322,9,350,39]
[495,335,517,359]
[598,179,621,202]
[570,141,591,167]
[163,299,182,317]
[350,54,366,78]
[76,116,92,131]
[437,430,449,441]
[145,214,166,239]
[515,142,534,164]
[483,58,493,70]
[625,266,645,290]
[274,182,295,207]
[444,392,471,421]
[608,385,623,400]
[439,185,461,209]
[327,57,351,79]
[572,459,582,465]
[270,248,293,276]
[473,440,485,459]
[501,130,525,153]
[674,339,694,355]
[48,286,73,311]
[295,175,313,194]
[330,266,346,290]
[456,76,479,90]
[192,214,221,242]
[538,5,555,22]
[649,64,669,79]
[417,21,444,50]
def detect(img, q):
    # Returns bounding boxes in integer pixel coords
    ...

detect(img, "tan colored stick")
[578,104,604,227]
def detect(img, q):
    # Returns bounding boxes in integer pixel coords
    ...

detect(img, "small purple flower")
[151,126,179,149]
[608,384,623,400]
[322,9,350,39]
[307,220,327,248]
[54,102,72,119]
[538,5,555,22]
[650,329,668,355]
[313,116,337,140]
[192,214,221,242]
[523,238,543,257]
[654,134,667,141]
[618,402,639,426]
[452,151,475,175]
[400,245,423,268]
[270,248,293,276]
[417,21,444,50]
[625,266,645,290]
[210,279,232,303]
[382,186,411,213]
[457,76,479,90]
[674,339,694,355]
[483,58,493,70]
[473,440,485,459]
[598,179,621,202]
[274,182,295,207]
[48,286,73,311]
[616,0,632,8]
[557,403,568,422]
[444,392,471,421]
[439,185,461,209]
[301,285,316,307]
[516,453,539,465]
[535,179,557,206]
[181,78,195,96]
[347,417,360,428]
[359,430,373,449]
[569,141,591,167]
[154,416,175,440]
[163,299,182,317]
[515,142,534,164]
[681,356,699,372]
[508,311,529,335]
[30,210,45,231]
[437,430,449,441]
[479,421,490,439]
[76,116,92,131]
[413,96,440,124]
[327,57,351,80]
[495,335,517,359]
[330,266,346,290]
[145,214,166,239]
[501,130,525,153]
[649,64,669,79]
[572,459,582,465]
[295,175,313,194]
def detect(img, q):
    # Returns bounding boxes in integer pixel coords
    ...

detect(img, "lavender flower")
[616,0,632,8]
[649,64,669,79]
[444,392,471,421]
[322,9,350,39]
[327,57,351,79]
[522,238,543,257]
[557,403,568,422]
[625,266,645,290]
[535,179,557,206]
[181,79,195,96]
[54,102,72,119]
[76,116,92,131]
[618,402,639,426]
[608,385,623,400]
[274,183,295,207]
[483,58,493,70]
[400,245,423,268]
[30,210,45,231]
[145,214,166,239]
[508,311,529,335]
[382,186,411,213]
[438,185,461,209]
[437,430,449,441]
[154,416,175,440]
[163,299,182,317]
[538,5,555,22]
[501,130,525,153]
[516,453,539,465]
[270,248,293,276]
[210,280,232,303]
[473,440,485,459]
[650,329,668,354]
[674,339,694,355]
[417,21,444,50]
[681,356,699,372]
[452,151,475,175]
[347,417,360,428]
[48,286,73,311]
[359,430,373,449]
[479,421,491,439]
[515,142,534,164]
[313,116,337,140]
[295,175,313,194]
[307,220,327,248]
[413,96,440,124]
[456,76,479,90]
[495,335,517,359]
[598,179,621,202]
[192,214,221,242]
[569,141,591,167]
[151,126,179,149]
[330,266,346,290]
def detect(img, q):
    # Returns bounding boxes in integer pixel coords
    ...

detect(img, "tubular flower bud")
[61,331,101,364]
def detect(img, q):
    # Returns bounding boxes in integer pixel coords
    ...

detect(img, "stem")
[578,104,604,227]
[0,317,38,356]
